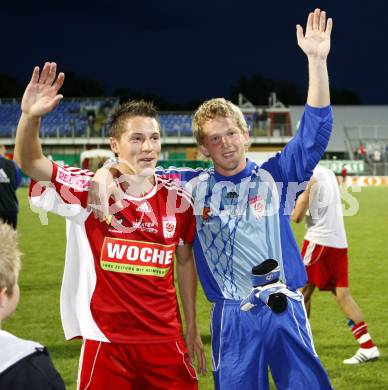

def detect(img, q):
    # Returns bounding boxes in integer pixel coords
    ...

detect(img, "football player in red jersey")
[14,62,206,389]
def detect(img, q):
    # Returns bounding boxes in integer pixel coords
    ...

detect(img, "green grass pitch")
[3,187,388,389]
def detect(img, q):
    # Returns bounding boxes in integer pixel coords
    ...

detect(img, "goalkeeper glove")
[240,259,301,313]
[241,282,298,313]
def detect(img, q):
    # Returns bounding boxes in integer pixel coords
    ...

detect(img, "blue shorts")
[210,296,332,390]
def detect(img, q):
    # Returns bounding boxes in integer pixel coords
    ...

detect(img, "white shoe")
[343,347,380,364]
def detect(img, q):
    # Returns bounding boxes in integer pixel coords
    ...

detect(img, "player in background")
[14,63,206,389]
[89,9,334,390]
[0,144,21,229]
[340,164,348,185]
[292,165,380,364]
[0,221,65,389]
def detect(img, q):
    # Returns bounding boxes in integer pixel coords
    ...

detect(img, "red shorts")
[77,338,198,390]
[301,240,348,290]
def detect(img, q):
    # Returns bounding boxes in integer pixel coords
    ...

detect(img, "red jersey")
[29,163,196,344]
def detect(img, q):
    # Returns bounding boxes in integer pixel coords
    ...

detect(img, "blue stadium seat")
[0,99,253,139]
[0,98,121,139]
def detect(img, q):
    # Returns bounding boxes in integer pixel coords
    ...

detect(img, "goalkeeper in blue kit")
[89,8,334,390]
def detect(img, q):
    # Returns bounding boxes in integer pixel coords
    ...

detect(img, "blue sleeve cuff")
[304,104,332,117]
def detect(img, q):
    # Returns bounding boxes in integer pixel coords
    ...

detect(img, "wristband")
[251,259,280,287]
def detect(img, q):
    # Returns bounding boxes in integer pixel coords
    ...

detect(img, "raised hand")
[296,9,333,60]
[21,62,65,117]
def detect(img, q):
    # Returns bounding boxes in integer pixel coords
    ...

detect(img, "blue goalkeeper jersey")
[158,105,332,302]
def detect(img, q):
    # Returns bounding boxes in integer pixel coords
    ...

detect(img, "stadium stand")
[3,97,388,178]
[0,100,257,139]
[0,100,20,137]
[344,125,388,175]
[158,113,254,137]
[159,114,193,136]
[0,98,119,138]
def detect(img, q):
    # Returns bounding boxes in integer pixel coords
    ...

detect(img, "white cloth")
[0,330,43,374]
[305,166,348,248]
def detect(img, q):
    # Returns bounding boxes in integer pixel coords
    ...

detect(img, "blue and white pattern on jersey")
[192,163,284,300]
[158,105,333,303]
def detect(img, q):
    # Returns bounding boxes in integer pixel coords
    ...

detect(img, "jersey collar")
[118,174,159,201]
[214,159,256,184]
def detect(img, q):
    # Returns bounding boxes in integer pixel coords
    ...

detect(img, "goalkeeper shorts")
[210,298,332,390]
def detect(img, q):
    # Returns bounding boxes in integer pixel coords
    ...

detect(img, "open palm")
[21,62,65,117]
[297,9,332,60]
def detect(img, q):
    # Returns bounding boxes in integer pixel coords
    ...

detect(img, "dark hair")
[109,100,159,139]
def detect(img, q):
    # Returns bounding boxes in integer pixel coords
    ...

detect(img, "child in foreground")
[0,221,65,389]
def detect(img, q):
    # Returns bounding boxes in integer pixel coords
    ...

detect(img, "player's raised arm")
[297,8,332,107]
[14,62,65,182]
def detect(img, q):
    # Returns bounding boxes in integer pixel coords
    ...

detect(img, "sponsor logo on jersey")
[132,219,157,233]
[201,205,245,219]
[136,202,152,213]
[100,237,175,277]
[162,218,176,238]
[56,167,91,191]
[202,207,211,221]
[0,169,10,183]
[249,195,264,220]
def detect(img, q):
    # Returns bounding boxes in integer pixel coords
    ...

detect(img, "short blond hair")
[0,222,21,295]
[192,98,248,144]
